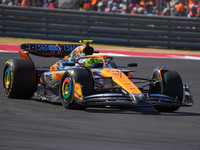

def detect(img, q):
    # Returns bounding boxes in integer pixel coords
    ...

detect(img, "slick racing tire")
[154,69,183,112]
[3,59,37,99]
[59,67,93,109]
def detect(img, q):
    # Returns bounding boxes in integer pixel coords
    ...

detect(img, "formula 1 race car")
[3,40,193,112]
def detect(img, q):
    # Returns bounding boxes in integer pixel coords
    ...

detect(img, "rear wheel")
[59,67,93,109]
[3,59,37,99]
[153,69,183,112]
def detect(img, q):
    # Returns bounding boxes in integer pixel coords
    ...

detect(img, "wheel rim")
[4,68,10,89]
[62,77,71,100]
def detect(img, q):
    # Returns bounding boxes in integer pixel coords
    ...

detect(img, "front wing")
[74,85,193,107]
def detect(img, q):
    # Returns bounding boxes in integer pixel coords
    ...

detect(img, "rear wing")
[20,44,80,58]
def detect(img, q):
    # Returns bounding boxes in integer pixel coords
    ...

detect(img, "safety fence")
[0,5,200,49]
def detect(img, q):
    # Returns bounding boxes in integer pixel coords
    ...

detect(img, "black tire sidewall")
[154,69,183,112]
[162,69,183,102]
[3,59,37,99]
[73,67,94,97]
[59,67,94,109]
[59,70,75,107]
[3,60,14,97]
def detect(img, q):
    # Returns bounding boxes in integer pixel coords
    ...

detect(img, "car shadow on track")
[84,106,200,116]
[31,98,200,116]
[32,98,63,106]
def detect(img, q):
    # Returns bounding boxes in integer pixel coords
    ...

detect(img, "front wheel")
[59,67,93,109]
[153,69,183,112]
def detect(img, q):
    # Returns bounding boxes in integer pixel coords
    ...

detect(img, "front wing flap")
[75,85,193,107]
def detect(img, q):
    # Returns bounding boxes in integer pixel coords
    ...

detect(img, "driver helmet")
[84,58,103,69]
[69,50,85,60]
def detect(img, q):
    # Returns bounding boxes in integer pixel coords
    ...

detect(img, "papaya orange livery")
[101,68,141,94]
[2,40,193,112]
[19,51,31,60]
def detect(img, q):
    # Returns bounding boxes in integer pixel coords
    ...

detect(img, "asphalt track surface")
[0,52,200,150]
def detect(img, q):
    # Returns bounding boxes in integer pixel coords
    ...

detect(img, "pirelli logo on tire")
[67,69,74,76]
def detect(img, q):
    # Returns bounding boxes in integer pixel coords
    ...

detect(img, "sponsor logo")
[28,44,78,52]
[131,93,144,97]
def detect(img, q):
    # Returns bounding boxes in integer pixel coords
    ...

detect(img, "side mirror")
[128,63,137,67]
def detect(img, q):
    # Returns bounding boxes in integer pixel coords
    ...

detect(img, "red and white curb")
[0,44,20,53]
[1,43,200,60]
[98,49,200,60]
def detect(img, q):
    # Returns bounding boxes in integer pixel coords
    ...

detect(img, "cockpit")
[78,57,104,69]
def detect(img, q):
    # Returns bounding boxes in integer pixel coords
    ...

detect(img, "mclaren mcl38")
[3,40,193,112]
